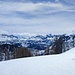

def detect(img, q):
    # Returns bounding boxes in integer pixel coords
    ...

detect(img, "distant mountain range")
[0,33,55,50]
[0,33,75,50]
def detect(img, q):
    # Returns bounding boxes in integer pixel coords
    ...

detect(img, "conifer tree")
[53,36,63,54]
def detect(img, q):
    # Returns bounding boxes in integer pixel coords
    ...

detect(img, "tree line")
[45,35,75,55]
[0,44,32,61]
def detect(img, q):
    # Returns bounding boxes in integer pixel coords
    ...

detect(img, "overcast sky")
[0,0,75,35]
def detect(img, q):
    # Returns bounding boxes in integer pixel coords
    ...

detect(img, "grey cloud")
[0,1,75,34]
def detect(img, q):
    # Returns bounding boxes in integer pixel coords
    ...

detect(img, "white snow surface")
[0,48,75,75]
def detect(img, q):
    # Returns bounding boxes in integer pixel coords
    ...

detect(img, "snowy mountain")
[0,47,75,75]
[0,33,54,54]
[0,33,74,50]
[0,34,18,41]
[0,33,49,41]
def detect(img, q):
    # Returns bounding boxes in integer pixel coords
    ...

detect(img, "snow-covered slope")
[0,48,75,75]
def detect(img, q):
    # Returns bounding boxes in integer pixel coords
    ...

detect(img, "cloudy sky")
[0,0,75,35]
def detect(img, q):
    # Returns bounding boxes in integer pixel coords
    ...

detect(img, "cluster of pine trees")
[0,44,32,61]
[45,35,75,55]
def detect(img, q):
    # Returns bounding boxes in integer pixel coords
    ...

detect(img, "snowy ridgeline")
[0,48,75,75]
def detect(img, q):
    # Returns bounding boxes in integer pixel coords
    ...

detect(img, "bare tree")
[13,47,32,59]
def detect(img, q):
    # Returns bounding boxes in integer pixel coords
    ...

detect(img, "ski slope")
[0,48,75,75]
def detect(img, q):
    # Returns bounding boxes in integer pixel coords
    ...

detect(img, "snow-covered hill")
[0,48,75,75]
